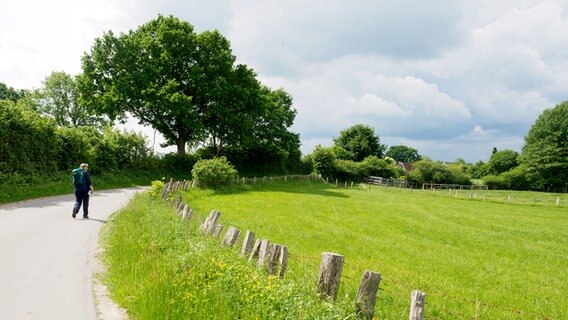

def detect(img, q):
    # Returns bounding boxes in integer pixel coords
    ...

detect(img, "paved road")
[0,187,145,320]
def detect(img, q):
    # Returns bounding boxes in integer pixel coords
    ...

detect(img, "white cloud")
[1,0,567,162]
[345,94,409,118]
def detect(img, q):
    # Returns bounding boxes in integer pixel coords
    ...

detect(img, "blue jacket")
[75,170,92,192]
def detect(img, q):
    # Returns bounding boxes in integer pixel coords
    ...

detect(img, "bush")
[148,180,165,198]
[482,174,504,190]
[191,157,238,188]
[361,155,401,178]
[334,159,367,181]
[305,146,336,177]
[483,165,529,190]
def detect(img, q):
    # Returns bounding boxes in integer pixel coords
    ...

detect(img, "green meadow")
[102,180,567,319]
[182,181,567,319]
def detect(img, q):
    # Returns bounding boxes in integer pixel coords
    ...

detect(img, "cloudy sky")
[1,0,567,162]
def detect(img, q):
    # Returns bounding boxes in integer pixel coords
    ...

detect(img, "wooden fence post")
[179,204,187,216]
[266,244,282,275]
[355,270,381,320]
[279,245,288,278]
[409,290,426,320]
[256,239,271,268]
[200,210,221,236]
[222,226,241,247]
[161,182,170,199]
[557,197,560,206]
[248,239,261,263]
[213,224,224,239]
[241,230,255,256]
[317,252,344,300]
[182,207,193,221]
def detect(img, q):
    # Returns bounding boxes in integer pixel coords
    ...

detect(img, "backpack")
[72,168,85,188]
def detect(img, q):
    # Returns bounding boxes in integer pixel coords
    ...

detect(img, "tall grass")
[100,193,358,320]
[181,181,568,319]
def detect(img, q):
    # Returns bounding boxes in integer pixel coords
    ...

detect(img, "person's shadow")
[80,218,107,224]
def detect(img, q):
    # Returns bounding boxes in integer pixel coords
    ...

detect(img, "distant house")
[397,162,414,172]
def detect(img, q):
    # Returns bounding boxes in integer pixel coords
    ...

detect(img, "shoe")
[83,216,89,219]
[72,211,77,219]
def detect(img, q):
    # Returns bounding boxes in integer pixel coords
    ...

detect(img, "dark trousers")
[73,189,90,217]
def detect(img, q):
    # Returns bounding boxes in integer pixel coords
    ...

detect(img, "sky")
[1,0,567,162]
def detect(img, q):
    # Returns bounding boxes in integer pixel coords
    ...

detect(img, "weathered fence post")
[266,244,282,275]
[355,270,382,320]
[213,224,224,239]
[248,239,261,263]
[182,207,194,221]
[176,202,184,215]
[557,197,560,206]
[161,182,171,199]
[317,252,344,300]
[241,230,255,256]
[279,245,288,278]
[200,210,221,236]
[409,290,426,320]
[175,195,183,209]
[222,226,241,247]
[256,239,271,268]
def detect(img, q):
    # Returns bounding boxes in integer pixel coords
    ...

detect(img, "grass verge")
[100,192,359,320]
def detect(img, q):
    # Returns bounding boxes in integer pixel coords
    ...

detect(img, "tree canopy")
[0,82,25,102]
[521,101,568,190]
[487,149,519,175]
[386,145,421,163]
[37,71,108,128]
[333,124,385,161]
[79,14,298,159]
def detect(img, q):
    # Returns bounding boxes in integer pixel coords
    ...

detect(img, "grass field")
[180,181,567,319]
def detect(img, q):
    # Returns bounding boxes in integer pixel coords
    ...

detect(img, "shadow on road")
[78,218,107,224]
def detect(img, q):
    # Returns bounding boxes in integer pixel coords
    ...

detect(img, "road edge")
[93,244,130,320]
[92,208,131,320]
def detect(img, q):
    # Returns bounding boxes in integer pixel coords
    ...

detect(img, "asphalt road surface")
[0,187,145,320]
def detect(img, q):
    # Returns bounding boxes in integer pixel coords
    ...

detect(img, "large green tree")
[333,124,385,161]
[521,101,568,190]
[80,15,239,156]
[79,15,202,156]
[386,145,421,163]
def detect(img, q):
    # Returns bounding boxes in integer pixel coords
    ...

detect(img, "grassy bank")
[181,181,567,319]
[100,192,357,319]
[0,170,189,204]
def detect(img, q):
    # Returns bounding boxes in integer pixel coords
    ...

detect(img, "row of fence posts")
[446,189,563,206]
[161,179,427,320]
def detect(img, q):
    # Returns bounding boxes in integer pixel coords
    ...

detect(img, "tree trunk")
[176,136,186,157]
